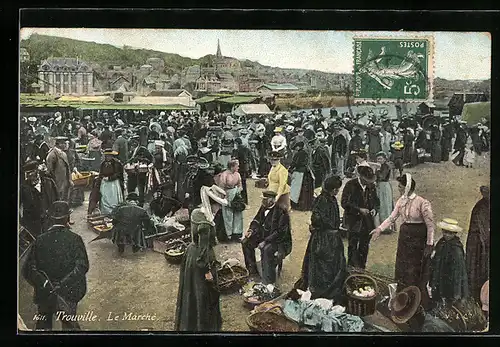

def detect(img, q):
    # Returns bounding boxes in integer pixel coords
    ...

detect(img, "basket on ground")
[344,274,378,317]
[217,264,249,294]
[152,230,191,254]
[164,239,188,264]
[246,306,299,332]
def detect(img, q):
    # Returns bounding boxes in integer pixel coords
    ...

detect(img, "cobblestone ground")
[18,153,489,331]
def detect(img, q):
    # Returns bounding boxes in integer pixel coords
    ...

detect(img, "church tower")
[216,39,222,59]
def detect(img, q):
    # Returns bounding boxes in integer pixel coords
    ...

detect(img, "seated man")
[111,192,155,255]
[241,190,292,285]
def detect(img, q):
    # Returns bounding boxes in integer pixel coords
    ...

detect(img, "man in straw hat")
[88,149,124,215]
[46,137,73,203]
[22,201,89,331]
[175,185,228,332]
[241,190,292,285]
[341,165,379,269]
[110,192,155,256]
[20,160,59,237]
[429,218,469,304]
[390,141,405,178]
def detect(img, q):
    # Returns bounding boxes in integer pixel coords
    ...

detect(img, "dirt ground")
[18,153,489,332]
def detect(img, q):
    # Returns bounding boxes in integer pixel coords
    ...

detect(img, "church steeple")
[216,39,222,58]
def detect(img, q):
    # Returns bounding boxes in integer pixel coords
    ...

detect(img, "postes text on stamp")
[354,37,434,103]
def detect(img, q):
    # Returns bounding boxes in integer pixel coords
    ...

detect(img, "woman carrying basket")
[370,173,435,308]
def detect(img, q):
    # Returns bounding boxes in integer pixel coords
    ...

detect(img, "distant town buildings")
[257,83,300,96]
[20,48,30,63]
[38,57,94,95]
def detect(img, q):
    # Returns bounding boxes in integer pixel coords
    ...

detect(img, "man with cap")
[22,201,89,330]
[110,192,155,255]
[429,218,469,304]
[241,190,292,285]
[46,137,73,203]
[341,165,380,269]
[112,127,129,165]
[20,160,59,237]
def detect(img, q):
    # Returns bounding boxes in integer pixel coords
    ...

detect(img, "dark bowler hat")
[261,190,277,199]
[357,165,376,184]
[49,201,71,219]
[23,160,39,173]
[126,192,139,201]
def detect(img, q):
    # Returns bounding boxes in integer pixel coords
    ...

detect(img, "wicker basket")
[152,230,190,254]
[72,172,93,187]
[217,264,249,294]
[164,239,188,264]
[246,306,299,332]
[344,274,378,317]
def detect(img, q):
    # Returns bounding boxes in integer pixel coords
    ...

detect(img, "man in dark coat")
[452,122,468,166]
[22,201,89,330]
[311,138,331,189]
[295,175,347,302]
[232,138,253,204]
[440,122,454,161]
[30,134,50,164]
[99,125,114,150]
[111,192,155,255]
[241,190,292,285]
[367,126,382,161]
[112,128,129,165]
[20,161,59,237]
[341,166,380,269]
[469,124,482,155]
[346,128,364,175]
[331,126,348,179]
[126,143,153,207]
[430,125,442,163]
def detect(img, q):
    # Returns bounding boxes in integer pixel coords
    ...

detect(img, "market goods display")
[153,230,191,254]
[344,274,378,317]
[246,306,299,332]
[164,239,188,264]
[430,299,487,332]
[217,263,249,294]
[242,283,282,309]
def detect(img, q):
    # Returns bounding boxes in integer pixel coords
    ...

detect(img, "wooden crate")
[152,229,190,254]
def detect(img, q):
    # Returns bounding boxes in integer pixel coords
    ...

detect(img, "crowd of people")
[19,107,490,332]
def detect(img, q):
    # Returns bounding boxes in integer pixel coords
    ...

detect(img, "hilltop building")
[37,57,94,95]
[20,48,30,63]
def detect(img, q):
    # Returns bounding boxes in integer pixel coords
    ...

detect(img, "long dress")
[375,163,394,233]
[295,192,347,302]
[466,197,490,302]
[88,158,124,215]
[218,170,244,238]
[175,208,222,332]
[290,148,314,211]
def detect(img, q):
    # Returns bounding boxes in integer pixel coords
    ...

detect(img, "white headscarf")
[200,185,228,225]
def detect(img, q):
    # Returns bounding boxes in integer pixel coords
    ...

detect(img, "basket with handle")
[163,239,188,264]
[72,171,93,188]
[246,305,299,332]
[217,262,249,294]
[344,273,379,317]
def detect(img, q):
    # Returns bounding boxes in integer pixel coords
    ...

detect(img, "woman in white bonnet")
[175,185,228,332]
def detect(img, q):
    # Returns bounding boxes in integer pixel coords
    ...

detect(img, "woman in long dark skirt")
[370,174,435,309]
[175,185,228,332]
[294,175,347,302]
[466,185,490,303]
[289,142,315,211]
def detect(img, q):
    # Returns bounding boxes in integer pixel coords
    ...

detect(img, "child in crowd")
[464,146,476,168]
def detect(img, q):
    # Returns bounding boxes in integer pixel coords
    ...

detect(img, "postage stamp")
[353,37,434,103]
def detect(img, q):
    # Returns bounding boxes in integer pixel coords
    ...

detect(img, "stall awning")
[461,102,491,124]
[219,96,259,104]
[76,104,194,110]
[194,96,219,104]
[233,103,274,116]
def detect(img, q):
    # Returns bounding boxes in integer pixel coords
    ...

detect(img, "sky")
[20,28,491,80]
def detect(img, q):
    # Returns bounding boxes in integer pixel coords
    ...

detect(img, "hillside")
[20,34,490,96]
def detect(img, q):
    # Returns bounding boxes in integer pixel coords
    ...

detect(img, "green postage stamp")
[353,37,434,103]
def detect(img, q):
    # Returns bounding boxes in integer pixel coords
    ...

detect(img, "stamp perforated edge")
[352,34,435,105]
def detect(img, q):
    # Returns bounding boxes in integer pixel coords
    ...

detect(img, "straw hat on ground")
[390,286,422,324]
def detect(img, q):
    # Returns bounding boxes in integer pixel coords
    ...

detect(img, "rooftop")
[258,83,299,91]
